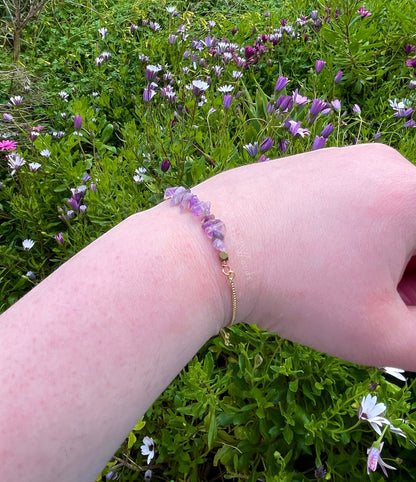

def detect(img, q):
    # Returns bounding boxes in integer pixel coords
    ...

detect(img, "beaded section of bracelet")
[164,186,236,329]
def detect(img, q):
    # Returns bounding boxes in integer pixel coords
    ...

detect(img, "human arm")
[1,142,416,481]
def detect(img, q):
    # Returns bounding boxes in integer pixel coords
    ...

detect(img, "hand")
[197,143,416,369]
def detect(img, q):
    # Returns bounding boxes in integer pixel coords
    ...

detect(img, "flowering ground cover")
[1,0,416,479]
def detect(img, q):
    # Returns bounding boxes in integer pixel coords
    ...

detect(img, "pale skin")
[1,143,416,481]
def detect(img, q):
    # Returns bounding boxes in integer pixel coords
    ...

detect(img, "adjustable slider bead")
[219,251,229,261]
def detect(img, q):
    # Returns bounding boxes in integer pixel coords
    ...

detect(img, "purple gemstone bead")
[212,237,227,251]
[203,219,226,239]
[164,187,177,199]
[212,230,224,240]
[180,192,193,210]
[171,186,188,205]
[191,198,211,216]
[201,214,215,228]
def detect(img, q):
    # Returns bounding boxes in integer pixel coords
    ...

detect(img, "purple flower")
[212,65,223,77]
[91,183,97,192]
[307,98,327,123]
[404,119,416,128]
[54,232,65,245]
[394,107,413,118]
[149,21,161,31]
[68,185,87,211]
[275,75,289,91]
[243,142,258,157]
[83,172,91,182]
[315,59,326,73]
[168,34,178,44]
[309,98,327,116]
[358,6,372,17]
[331,99,341,111]
[404,44,415,54]
[68,197,80,211]
[7,153,26,174]
[292,89,309,105]
[161,159,171,172]
[145,64,162,81]
[286,120,310,137]
[367,442,396,476]
[260,136,274,152]
[408,80,416,90]
[95,51,111,67]
[279,139,290,152]
[244,45,256,59]
[73,115,83,130]
[320,123,333,138]
[406,58,416,68]
[10,95,23,106]
[223,94,233,109]
[160,85,177,103]
[275,94,293,111]
[258,154,269,162]
[334,70,343,83]
[353,104,361,113]
[143,85,157,102]
[3,113,13,121]
[312,135,327,150]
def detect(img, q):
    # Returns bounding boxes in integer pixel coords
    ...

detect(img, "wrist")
[133,201,231,337]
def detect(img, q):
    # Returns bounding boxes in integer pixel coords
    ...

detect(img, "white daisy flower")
[140,436,155,465]
[22,239,35,251]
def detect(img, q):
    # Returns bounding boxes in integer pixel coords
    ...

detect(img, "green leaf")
[127,431,137,449]
[282,424,294,445]
[289,378,299,393]
[206,406,218,450]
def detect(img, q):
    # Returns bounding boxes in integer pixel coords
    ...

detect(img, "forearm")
[0,202,229,481]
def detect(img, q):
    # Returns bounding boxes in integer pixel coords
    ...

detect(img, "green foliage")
[1,0,416,480]
[106,326,416,480]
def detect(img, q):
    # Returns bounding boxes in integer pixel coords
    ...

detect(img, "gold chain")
[221,260,236,327]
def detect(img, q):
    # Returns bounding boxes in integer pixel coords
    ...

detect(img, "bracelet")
[164,186,237,335]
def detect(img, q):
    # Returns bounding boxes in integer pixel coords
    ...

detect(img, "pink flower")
[0,140,17,151]
[367,442,396,476]
[358,6,372,17]
[54,233,65,245]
